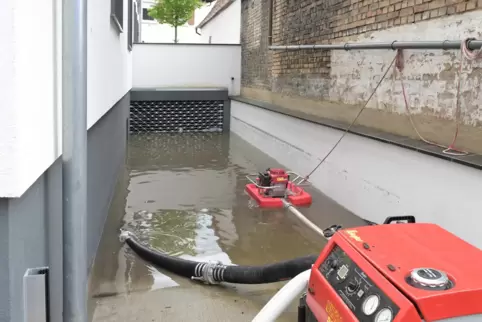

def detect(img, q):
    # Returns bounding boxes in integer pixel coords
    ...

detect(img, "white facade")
[0,0,133,198]
[132,43,241,95]
[199,0,241,44]
[141,0,213,43]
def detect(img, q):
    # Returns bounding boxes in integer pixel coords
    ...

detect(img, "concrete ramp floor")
[92,283,295,321]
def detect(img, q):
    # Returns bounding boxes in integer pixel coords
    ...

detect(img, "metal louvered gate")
[129,88,230,133]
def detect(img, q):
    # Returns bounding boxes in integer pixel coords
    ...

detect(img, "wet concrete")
[89,132,367,321]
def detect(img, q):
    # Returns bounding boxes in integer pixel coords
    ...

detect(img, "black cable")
[304,53,398,180]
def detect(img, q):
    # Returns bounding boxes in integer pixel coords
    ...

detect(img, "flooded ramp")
[90,133,366,321]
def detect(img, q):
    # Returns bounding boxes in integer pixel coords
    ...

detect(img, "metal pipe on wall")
[269,39,482,51]
[62,0,88,320]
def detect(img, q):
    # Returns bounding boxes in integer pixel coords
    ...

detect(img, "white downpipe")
[252,269,311,322]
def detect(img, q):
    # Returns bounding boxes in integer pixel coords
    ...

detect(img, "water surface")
[90,132,366,321]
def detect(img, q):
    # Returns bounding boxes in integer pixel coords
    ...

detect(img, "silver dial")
[410,268,449,287]
[375,308,393,322]
[361,294,379,315]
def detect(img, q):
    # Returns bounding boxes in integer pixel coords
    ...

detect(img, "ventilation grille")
[130,100,225,133]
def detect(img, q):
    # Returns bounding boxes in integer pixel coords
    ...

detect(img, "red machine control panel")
[318,245,402,321]
[303,223,482,322]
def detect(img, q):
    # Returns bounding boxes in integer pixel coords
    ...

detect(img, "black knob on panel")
[347,280,360,293]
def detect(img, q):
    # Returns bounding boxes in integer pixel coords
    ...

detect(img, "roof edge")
[197,0,236,29]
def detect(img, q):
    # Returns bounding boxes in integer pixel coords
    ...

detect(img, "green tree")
[148,0,203,43]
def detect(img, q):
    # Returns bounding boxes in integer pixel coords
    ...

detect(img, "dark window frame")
[128,0,133,50]
[111,0,124,33]
[142,8,155,21]
[134,2,140,43]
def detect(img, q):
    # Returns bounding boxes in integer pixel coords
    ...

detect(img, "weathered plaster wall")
[329,11,482,126]
[241,0,482,153]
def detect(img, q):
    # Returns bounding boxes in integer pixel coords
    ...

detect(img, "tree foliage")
[148,0,203,28]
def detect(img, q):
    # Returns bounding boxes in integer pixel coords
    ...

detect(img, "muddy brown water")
[89,132,366,321]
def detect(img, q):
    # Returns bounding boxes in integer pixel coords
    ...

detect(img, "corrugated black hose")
[120,230,320,285]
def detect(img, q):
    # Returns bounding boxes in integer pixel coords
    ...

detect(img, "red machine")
[301,219,482,322]
[245,168,312,208]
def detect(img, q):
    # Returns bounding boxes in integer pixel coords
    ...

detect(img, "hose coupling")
[119,229,135,243]
[191,260,226,285]
[281,199,292,209]
[322,225,342,238]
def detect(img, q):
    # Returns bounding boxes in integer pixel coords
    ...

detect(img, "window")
[143,8,154,21]
[111,0,124,32]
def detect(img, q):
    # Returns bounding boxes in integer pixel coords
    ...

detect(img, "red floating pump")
[245,168,312,208]
[301,219,482,322]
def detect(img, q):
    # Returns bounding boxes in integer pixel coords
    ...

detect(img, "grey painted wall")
[87,93,130,268]
[0,92,130,322]
[0,201,10,321]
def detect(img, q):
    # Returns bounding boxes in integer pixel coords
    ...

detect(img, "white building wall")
[141,0,212,43]
[0,0,132,198]
[132,43,241,95]
[0,0,19,197]
[200,0,241,44]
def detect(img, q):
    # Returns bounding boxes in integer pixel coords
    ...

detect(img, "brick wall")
[242,0,482,99]
[241,0,272,90]
[240,0,482,153]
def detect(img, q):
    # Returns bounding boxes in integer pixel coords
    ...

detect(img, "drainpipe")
[267,0,273,46]
[269,40,482,51]
[62,0,88,320]
[195,27,201,35]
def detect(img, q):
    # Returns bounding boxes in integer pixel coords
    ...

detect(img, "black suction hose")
[221,255,318,284]
[120,231,319,285]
